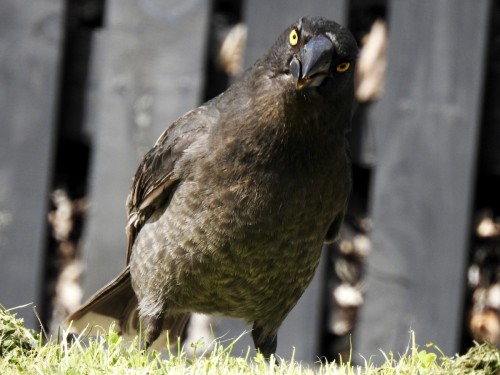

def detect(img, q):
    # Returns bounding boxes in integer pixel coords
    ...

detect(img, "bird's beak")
[290,35,334,90]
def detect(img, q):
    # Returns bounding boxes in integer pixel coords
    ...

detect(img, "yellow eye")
[289,29,299,46]
[336,62,350,72]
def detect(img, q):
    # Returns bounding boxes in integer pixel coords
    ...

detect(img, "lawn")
[1,306,498,374]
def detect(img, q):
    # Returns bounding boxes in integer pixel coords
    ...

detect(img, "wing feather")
[125,105,216,263]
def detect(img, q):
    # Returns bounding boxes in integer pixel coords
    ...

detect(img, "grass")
[0,306,499,374]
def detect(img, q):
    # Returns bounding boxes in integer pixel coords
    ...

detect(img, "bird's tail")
[65,266,189,349]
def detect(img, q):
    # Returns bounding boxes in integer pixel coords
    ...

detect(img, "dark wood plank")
[0,1,63,328]
[354,0,491,361]
[81,0,210,297]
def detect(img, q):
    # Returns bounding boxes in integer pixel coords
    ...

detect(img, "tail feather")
[65,266,190,348]
[65,266,137,335]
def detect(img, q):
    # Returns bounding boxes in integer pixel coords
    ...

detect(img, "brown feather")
[125,106,213,262]
[66,17,357,356]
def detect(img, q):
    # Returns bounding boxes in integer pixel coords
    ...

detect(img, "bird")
[66,16,358,359]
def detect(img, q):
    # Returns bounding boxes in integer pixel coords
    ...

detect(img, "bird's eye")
[336,62,350,73]
[289,29,299,46]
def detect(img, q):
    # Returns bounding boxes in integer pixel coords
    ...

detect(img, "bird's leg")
[252,322,278,361]
[140,312,164,349]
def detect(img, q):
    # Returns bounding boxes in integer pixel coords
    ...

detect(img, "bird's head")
[265,17,358,99]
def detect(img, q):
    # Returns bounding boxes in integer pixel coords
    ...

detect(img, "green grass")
[0,306,499,374]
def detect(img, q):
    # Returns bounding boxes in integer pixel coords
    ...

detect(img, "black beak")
[290,35,334,90]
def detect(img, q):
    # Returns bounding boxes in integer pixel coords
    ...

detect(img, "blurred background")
[0,0,499,365]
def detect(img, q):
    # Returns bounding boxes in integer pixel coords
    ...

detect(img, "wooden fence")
[0,0,498,364]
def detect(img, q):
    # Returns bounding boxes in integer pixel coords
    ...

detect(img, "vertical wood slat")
[0,1,63,328]
[355,0,491,361]
[212,1,349,361]
[81,0,210,298]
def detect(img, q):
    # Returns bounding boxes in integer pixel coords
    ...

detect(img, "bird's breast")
[131,117,350,321]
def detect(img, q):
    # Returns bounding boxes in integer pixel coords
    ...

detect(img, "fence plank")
[0,1,63,328]
[81,0,210,297]
[354,0,491,361]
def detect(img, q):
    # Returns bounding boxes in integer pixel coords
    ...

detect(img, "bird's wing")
[125,105,217,263]
[324,212,345,244]
[65,106,215,337]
